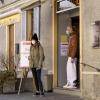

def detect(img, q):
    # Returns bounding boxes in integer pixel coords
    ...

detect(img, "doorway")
[58,14,80,88]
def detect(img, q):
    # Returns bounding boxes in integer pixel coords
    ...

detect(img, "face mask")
[32,40,36,45]
[66,30,70,35]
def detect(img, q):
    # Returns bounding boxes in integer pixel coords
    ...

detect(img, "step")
[54,87,81,97]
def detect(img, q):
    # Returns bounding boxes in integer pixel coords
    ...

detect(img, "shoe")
[63,83,70,88]
[33,91,40,96]
[63,84,68,88]
[66,85,77,89]
[40,92,45,97]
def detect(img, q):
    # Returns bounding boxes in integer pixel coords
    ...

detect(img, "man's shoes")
[63,83,77,89]
[63,84,68,88]
[66,85,77,89]
[63,83,70,88]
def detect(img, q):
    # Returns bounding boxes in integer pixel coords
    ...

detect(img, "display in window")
[92,21,100,48]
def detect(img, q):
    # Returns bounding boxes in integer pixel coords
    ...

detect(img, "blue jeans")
[31,68,43,93]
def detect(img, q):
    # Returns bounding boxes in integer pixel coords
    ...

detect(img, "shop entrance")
[58,13,80,88]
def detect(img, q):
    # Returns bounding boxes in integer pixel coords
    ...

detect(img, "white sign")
[20,41,31,68]
[60,44,68,56]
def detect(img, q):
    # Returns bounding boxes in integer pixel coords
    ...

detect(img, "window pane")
[26,9,33,40]
[21,11,27,40]
[33,7,40,38]
[93,21,100,48]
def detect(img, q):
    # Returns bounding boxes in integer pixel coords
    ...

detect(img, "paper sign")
[20,41,31,68]
[60,44,68,56]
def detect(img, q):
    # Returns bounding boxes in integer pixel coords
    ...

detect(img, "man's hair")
[72,26,77,32]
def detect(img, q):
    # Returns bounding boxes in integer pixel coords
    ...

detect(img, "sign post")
[18,41,31,95]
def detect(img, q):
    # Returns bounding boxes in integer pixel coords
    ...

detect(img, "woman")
[29,33,45,96]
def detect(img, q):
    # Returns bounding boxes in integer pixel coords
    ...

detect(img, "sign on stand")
[18,41,31,95]
[20,41,31,68]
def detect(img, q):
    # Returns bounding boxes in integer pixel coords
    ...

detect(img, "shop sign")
[20,41,31,68]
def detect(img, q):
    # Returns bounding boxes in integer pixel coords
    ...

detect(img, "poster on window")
[20,41,31,68]
[92,21,100,48]
[60,44,69,56]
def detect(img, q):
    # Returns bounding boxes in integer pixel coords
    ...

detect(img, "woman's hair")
[31,33,38,41]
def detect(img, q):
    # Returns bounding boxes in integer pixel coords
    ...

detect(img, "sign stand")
[18,41,31,95]
[18,68,30,95]
[18,75,23,95]
[18,69,24,95]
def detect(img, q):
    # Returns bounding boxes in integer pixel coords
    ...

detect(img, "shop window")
[22,6,40,40]
[21,11,27,40]
[33,7,40,39]
[26,9,33,40]
[93,21,100,48]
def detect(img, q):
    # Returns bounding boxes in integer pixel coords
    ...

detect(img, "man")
[63,26,78,89]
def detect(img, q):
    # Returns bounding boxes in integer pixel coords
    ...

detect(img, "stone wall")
[40,0,53,73]
[0,26,6,55]
[81,0,100,99]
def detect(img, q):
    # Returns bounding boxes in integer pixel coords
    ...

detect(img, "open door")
[58,15,80,88]
[71,16,80,87]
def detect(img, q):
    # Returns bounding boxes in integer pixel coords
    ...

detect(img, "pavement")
[0,92,83,100]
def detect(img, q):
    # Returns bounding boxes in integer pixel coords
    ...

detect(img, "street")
[0,92,83,100]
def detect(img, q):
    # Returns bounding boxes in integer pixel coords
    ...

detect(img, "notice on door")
[60,44,68,56]
[20,41,31,68]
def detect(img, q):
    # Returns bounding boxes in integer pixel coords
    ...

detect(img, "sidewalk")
[0,92,83,100]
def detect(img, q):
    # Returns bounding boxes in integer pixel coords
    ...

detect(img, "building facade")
[81,0,100,99]
[0,0,100,100]
[53,0,100,100]
[0,0,53,91]
[0,0,53,74]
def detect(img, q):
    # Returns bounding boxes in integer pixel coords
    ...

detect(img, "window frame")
[92,21,100,48]
[21,5,41,41]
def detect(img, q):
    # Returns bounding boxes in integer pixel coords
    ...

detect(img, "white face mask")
[32,40,36,45]
[66,30,70,35]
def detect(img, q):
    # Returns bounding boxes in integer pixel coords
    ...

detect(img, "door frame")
[6,24,15,70]
[52,0,82,89]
